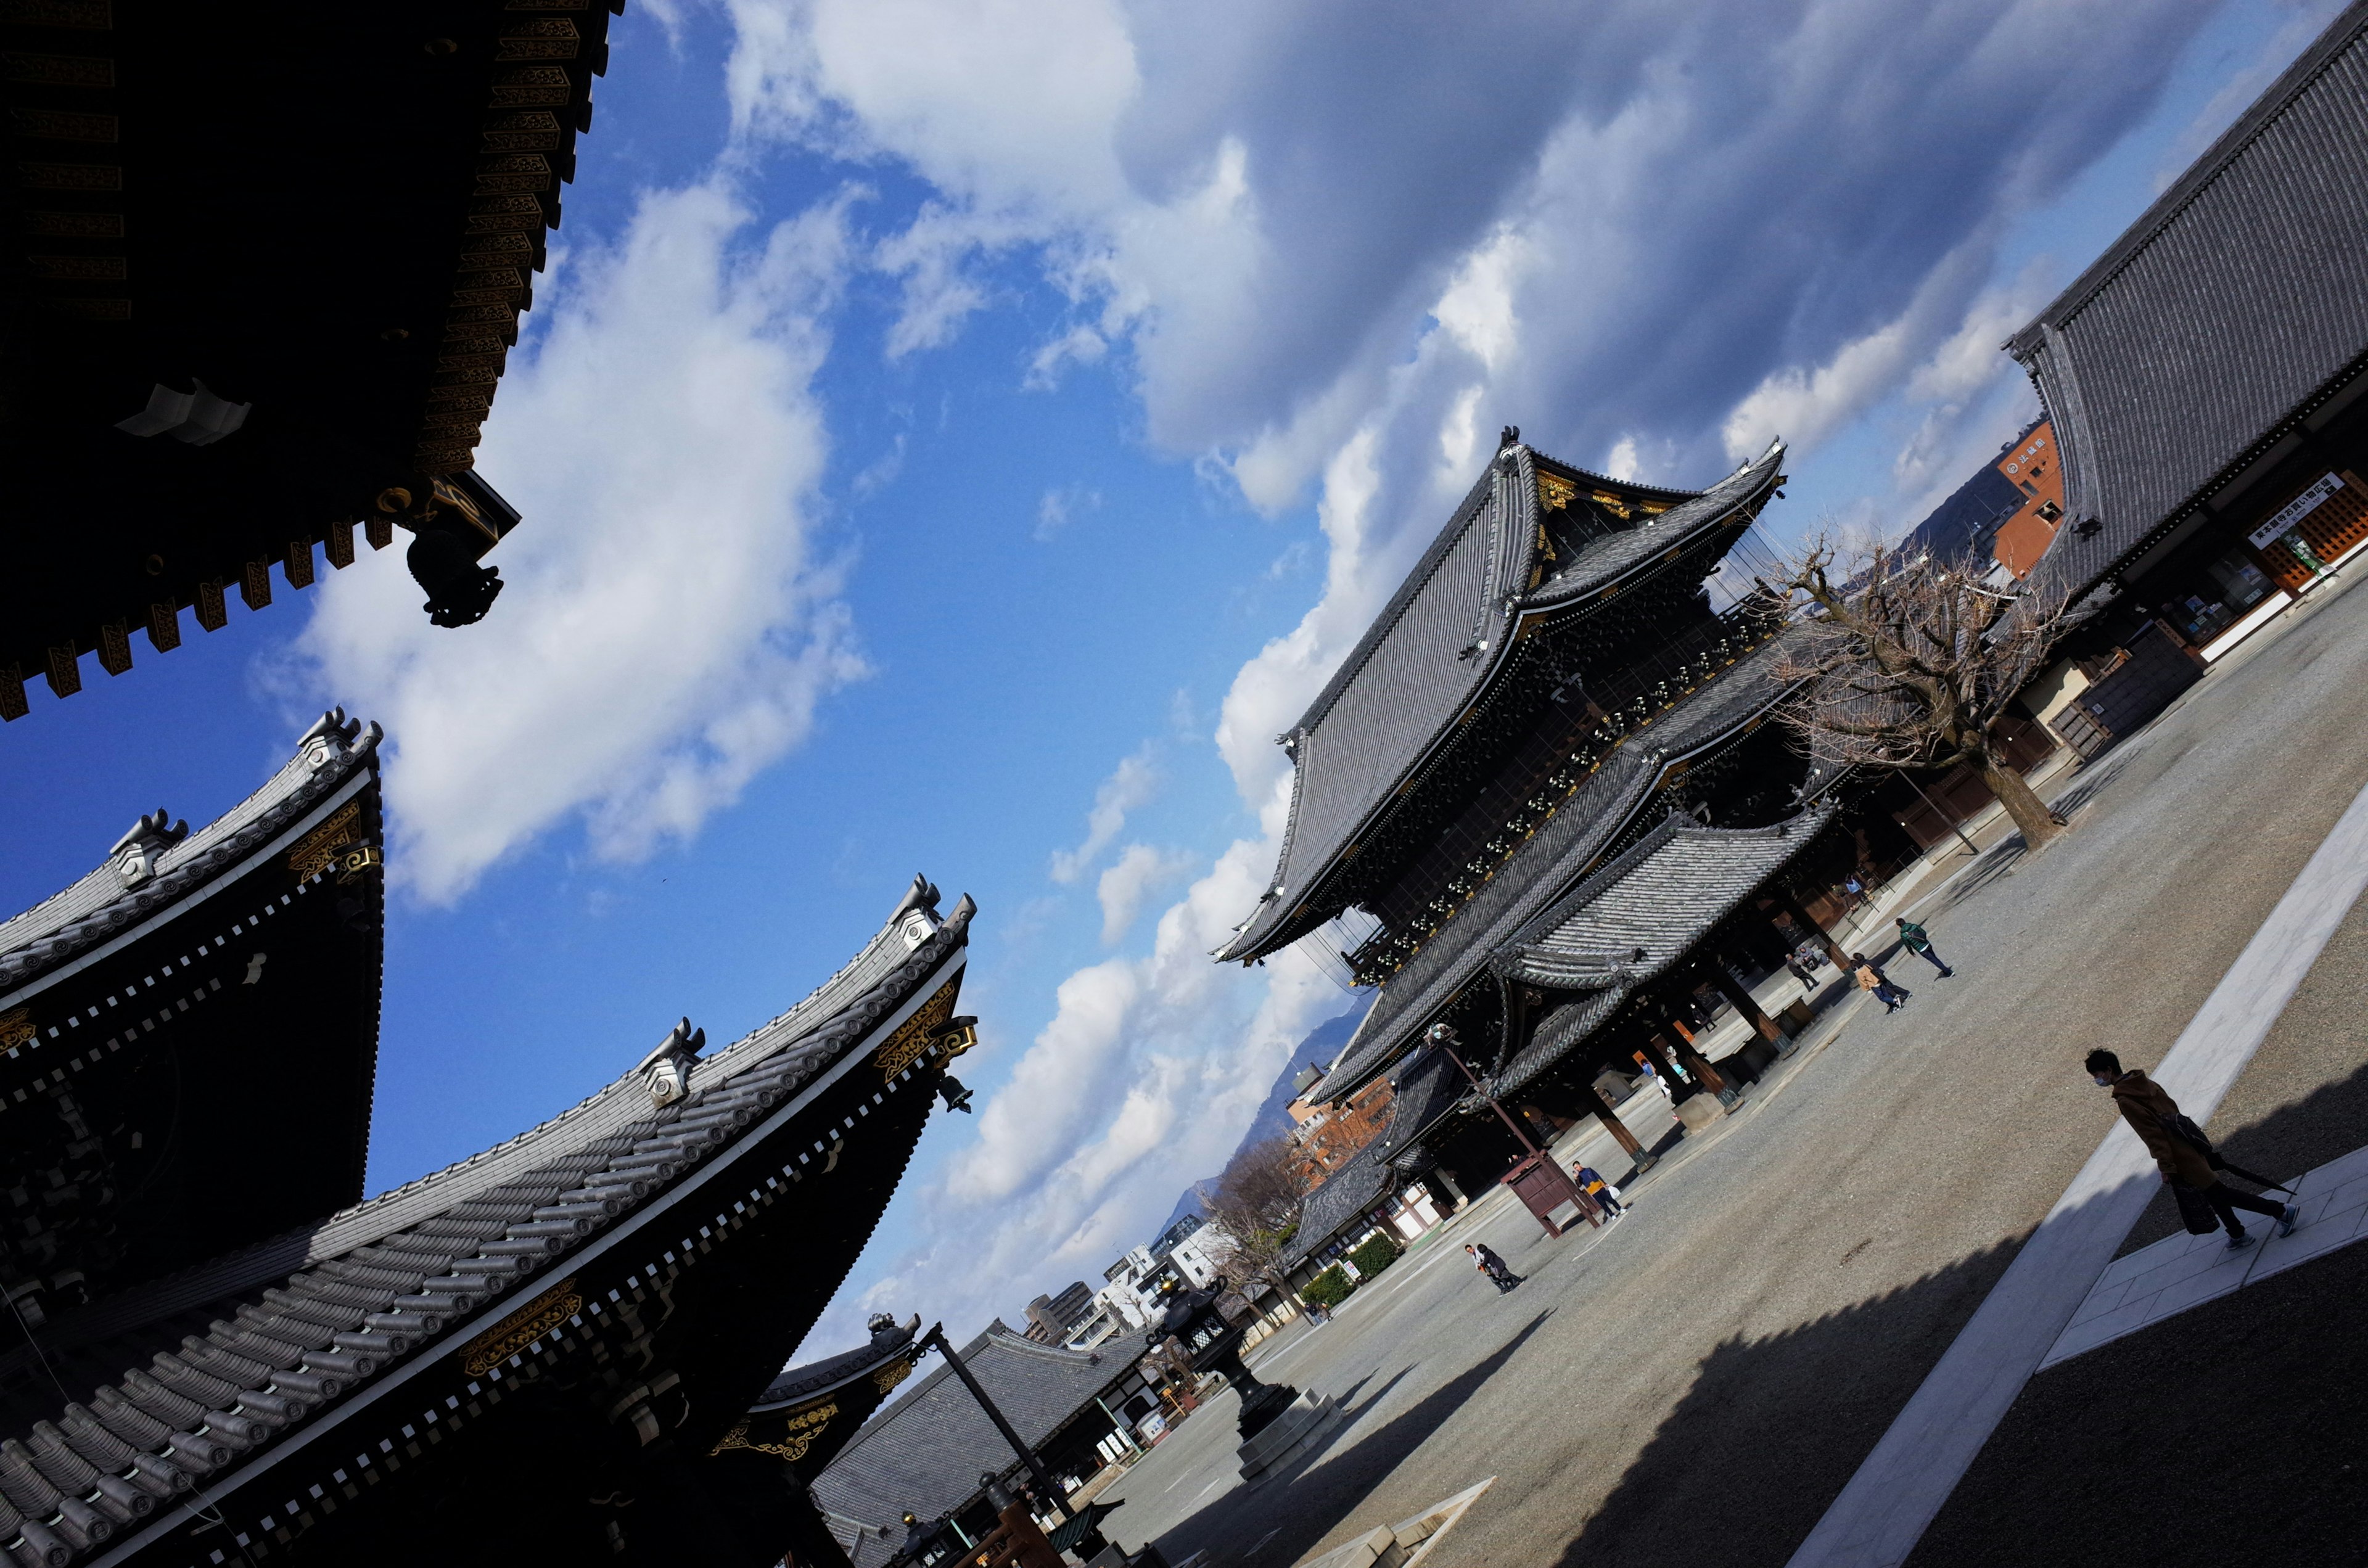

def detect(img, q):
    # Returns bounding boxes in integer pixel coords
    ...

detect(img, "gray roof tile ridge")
[11,897,971,1365]
[0,897,970,1566]
[1223,449,1543,960]
[974,1328,1107,1366]
[1288,462,1504,740]
[755,1319,919,1409]
[1498,807,1832,975]
[2008,1,2368,351]
[311,895,968,1242]
[1283,1133,1393,1266]
[1495,803,1834,1093]
[0,717,382,985]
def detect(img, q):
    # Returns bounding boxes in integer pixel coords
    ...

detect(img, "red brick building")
[1990,419,2068,578]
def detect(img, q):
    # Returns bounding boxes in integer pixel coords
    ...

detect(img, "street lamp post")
[1428,1024,1597,1231]
[919,1323,1074,1520]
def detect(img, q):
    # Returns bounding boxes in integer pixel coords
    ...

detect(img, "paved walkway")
[1788,770,2368,1568]
[2042,1137,2368,1369]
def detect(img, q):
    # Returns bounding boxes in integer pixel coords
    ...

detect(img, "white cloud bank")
[754,0,2279,1353]
[290,184,868,902]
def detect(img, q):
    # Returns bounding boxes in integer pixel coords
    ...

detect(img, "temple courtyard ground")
[1095,568,2368,1568]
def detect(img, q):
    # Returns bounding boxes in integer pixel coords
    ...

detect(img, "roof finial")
[891,873,940,922]
[1498,425,1520,450]
[636,1017,705,1108]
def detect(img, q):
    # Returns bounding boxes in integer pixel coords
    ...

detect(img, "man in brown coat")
[2086,1049,2298,1250]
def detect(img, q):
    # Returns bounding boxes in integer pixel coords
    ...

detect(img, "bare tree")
[1202,1138,1306,1300]
[1774,533,2071,851]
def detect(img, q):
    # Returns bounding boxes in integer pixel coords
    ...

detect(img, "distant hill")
[1153,999,1373,1245]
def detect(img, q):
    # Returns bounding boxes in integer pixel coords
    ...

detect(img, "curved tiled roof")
[0,892,971,1568]
[815,1321,1154,1568]
[1216,442,1785,964]
[0,712,380,996]
[1318,633,1800,1099]
[1491,808,1830,1097]
[2010,1,2368,602]
[1284,1138,1390,1272]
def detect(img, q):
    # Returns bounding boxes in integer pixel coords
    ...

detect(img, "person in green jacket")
[1894,917,1954,977]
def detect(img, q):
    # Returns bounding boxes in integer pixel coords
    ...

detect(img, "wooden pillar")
[1659,1011,1730,1098]
[1701,961,1789,1045]
[1637,1035,1687,1087]
[1777,889,1849,969]
[1577,1080,1655,1172]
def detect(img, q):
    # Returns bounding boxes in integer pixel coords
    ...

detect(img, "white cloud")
[289,183,866,902]
[1046,744,1161,884]
[742,0,2258,1355]
[842,836,1349,1335]
[1096,844,1197,944]
[1026,322,1109,388]
[1034,483,1102,543]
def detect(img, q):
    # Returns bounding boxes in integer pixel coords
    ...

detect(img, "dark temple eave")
[0,3,619,718]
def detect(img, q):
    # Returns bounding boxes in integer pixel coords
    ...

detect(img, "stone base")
[1236,1379,1299,1440]
[1674,1094,1725,1134]
[1237,1392,1342,1482]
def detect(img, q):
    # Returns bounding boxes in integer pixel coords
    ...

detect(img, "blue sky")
[0,0,2342,1359]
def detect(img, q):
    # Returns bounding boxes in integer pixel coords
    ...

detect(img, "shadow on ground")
[1135,1313,1553,1568]
[1533,1065,2368,1568]
[1532,1241,2019,1568]
[1909,1234,2368,1567]
[1153,1064,2368,1568]
[1144,1244,2028,1568]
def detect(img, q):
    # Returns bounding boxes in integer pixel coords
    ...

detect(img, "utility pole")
[921,1323,1075,1519]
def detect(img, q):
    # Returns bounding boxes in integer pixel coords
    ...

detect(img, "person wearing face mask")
[2085,1049,2298,1250]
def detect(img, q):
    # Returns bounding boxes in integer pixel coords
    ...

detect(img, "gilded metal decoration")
[709,1401,837,1461]
[0,1008,34,1052]
[337,845,384,884]
[871,1357,915,1396]
[288,802,362,880]
[460,1277,582,1376]
[870,979,960,1080]
[1536,470,1577,512]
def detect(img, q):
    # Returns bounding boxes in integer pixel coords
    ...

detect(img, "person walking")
[1574,1165,1624,1218]
[1852,953,1910,1012]
[2086,1049,2298,1250]
[1894,917,1954,977]
[1785,951,1820,997]
[1466,1242,1522,1293]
